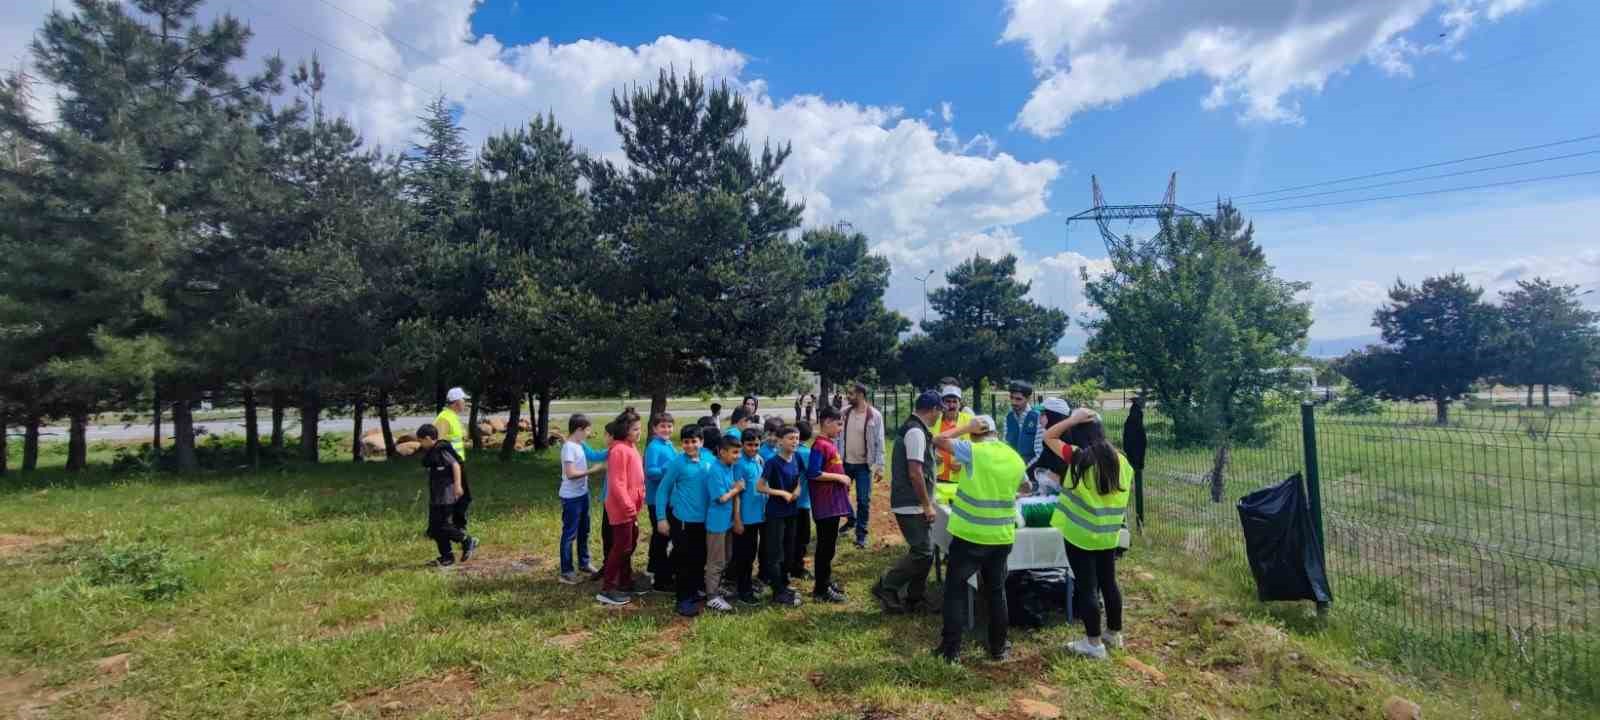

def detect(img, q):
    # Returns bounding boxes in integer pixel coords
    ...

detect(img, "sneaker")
[589,568,605,582]
[675,599,701,618]
[1104,631,1125,650]
[854,539,867,550]
[706,596,735,613]
[595,592,632,607]
[737,592,762,607]
[812,587,847,604]
[773,591,803,607]
[1066,638,1109,660]
[580,563,601,575]
[989,642,1013,662]
[459,536,480,562]
[652,581,675,594]
[871,583,906,614]
[558,572,580,585]
[427,556,455,568]
[839,520,856,536]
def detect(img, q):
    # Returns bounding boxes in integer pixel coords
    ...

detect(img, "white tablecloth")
[930,503,1073,584]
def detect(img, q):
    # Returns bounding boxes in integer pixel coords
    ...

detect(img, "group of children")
[551,406,858,616]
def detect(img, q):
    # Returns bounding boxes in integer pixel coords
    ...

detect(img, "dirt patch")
[338,670,478,719]
[0,534,61,558]
[482,679,649,720]
[451,553,542,579]
[314,604,413,640]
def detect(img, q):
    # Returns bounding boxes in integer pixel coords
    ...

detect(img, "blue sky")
[5,0,1596,350]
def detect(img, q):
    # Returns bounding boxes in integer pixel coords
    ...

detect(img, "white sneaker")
[706,596,735,613]
[557,572,579,585]
[1067,638,1109,660]
[1104,631,1124,650]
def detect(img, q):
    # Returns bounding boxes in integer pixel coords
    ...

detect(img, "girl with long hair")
[1043,408,1135,660]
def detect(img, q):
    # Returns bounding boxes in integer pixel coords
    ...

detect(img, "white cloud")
[939,101,954,123]
[1000,0,1536,137]
[0,0,1062,329]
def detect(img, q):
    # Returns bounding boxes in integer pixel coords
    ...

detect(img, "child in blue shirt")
[655,425,711,617]
[787,420,816,580]
[731,430,768,605]
[643,413,677,591]
[703,434,744,613]
[760,424,806,607]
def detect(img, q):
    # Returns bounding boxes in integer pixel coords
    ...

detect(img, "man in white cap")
[932,414,1025,663]
[933,385,974,484]
[435,387,476,556]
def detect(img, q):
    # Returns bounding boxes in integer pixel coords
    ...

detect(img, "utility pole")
[917,269,936,327]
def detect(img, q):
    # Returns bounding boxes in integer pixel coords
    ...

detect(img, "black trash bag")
[1237,473,1332,603]
[1004,568,1074,628]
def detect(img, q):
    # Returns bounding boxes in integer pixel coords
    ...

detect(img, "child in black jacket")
[418,424,479,567]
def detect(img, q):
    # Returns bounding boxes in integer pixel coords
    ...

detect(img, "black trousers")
[813,515,842,594]
[427,504,467,559]
[647,504,676,583]
[451,467,471,530]
[670,521,708,603]
[787,507,812,577]
[1065,541,1123,638]
[731,522,763,594]
[761,515,795,595]
[940,537,1011,656]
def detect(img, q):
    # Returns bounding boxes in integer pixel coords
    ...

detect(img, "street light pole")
[917,269,936,327]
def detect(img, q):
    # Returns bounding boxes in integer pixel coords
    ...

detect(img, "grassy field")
[0,433,1577,720]
[1132,400,1600,706]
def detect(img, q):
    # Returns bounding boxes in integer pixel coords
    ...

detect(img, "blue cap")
[915,390,942,411]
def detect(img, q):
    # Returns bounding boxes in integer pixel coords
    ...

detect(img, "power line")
[308,0,545,122]
[1243,148,1600,206]
[1225,132,1600,200]
[1245,169,1600,214]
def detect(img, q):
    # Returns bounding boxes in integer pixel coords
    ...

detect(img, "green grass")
[0,440,1577,720]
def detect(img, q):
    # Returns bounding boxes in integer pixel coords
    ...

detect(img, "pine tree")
[1497,278,1600,407]
[797,226,910,401]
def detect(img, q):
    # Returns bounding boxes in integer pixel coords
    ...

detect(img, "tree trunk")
[22,416,40,471]
[468,392,483,452]
[537,390,553,451]
[434,380,446,414]
[0,410,8,475]
[1542,383,1551,408]
[1527,385,1535,407]
[270,389,286,451]
[171,389,197,473]
[1435,399,1449,426]
[1207,443,1230,504]
[649,389,669,423]
[377,390,398,459]
[300,383,321,463]
[500,396,523,462]
[351,395,366,463]
[818,377,834,412]
[243,385,259,468]
[152,388,162,461]
[65,411,88,472]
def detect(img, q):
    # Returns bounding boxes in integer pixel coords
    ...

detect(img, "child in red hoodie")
[598,413,646,607]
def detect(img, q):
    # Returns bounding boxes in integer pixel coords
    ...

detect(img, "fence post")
[1300,401,1330,614]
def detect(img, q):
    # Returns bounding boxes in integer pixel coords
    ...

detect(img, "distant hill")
[1306,334,1381,358]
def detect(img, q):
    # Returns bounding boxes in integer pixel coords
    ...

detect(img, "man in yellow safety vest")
[434,387,476,558]
[932,414,1024,664]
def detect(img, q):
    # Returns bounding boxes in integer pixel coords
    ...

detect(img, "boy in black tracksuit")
[419,424,479,566]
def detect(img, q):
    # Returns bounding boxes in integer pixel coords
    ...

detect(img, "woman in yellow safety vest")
[1043,408,1133,661]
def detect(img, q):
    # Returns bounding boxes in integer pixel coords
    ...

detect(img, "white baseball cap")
[940,385,963,399]
[1041,397,1072,416]
[446,387,470,403]
[972,415,998,434]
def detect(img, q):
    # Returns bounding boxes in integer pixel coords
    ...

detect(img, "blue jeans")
[844,463,872,543]
[559,494,592,574]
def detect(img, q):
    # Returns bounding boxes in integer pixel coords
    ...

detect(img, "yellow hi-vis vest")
[1051,451,1134,551]
[947,441,1025,546]
[434,408,467,461]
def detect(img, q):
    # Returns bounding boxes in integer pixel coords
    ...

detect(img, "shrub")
[1065,379,1103,411]
[81,541,191,601]
[1332,390,1383,416]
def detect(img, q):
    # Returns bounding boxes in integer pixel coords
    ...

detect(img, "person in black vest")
[870,390,943,614]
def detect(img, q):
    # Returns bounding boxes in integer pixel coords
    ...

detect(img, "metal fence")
[1134,399,1600,705]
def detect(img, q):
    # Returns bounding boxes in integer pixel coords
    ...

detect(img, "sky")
[4,0,1598,353]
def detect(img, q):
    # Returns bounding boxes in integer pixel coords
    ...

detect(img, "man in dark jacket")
[870,390,943,614]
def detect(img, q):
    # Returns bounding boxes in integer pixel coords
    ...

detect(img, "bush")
[81,541,191,601]
[1065,379,1103,411]
[1331,390,1383,416]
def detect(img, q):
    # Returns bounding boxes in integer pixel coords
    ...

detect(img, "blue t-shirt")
[759,444,777,461]
[795,445,813,509]
[738,452,767,524]
[725,426,743,442]
[643,437,677,506]
[704,460,740,533]
[762,452,804,519]
[656,451,712,524]
[583,444,611,502]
